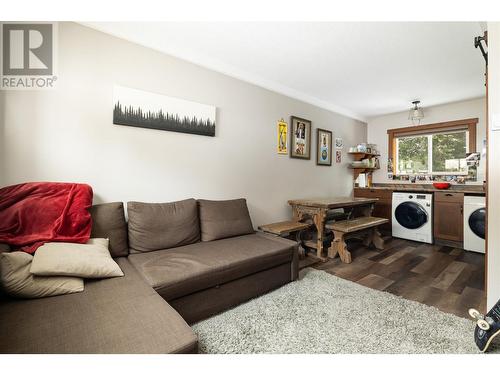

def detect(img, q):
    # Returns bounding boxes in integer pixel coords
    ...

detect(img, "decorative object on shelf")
[392,170,477,183]
[367,143,378,154]
[387,157,393,173]
[290,116,312,159]
[113,85,216,136]
[466,152,481,167]
[408,100,424,125]
[356,173,367,187]
[336,150,342,164]
[356,143,367,153]
[277,118,288,154]
[366,173,373,187]
[350,157,377,168]
[335,137,344,149]
[316,128,332,166]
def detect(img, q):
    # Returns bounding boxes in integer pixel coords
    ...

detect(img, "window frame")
[387,118,477,177]
[395,130,470,175]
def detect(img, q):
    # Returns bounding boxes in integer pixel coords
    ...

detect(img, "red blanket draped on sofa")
[0,182,93,253]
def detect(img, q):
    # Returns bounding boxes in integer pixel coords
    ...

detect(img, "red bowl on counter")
[433,182,451,189]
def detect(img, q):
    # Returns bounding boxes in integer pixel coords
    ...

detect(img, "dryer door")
[468,208,486,239]
[394,201,428,229]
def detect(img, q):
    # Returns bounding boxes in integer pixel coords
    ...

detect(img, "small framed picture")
[277,119,288,154]
[290,116,312,159]
[316,128,332,166]
[335,137,343,149]
[336,150,342,163]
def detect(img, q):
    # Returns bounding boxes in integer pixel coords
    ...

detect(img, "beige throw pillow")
[31,238,124,278]
[0,251,84,298]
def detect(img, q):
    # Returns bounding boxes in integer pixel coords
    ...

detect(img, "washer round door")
[468,208,486,239]
[394,201,428,229]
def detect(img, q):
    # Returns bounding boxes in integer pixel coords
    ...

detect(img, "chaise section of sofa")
[0,257,197,353]
[128,232,298,323]
[0,202,197,354]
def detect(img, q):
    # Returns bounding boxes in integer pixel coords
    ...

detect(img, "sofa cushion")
[198,198,254,241]
[0,258,197,354]
[128,232,296,301]
[89,202,129,257]
[128,199,200,253]
[0,251,84,299]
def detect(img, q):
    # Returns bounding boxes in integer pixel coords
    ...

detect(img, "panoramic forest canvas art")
[113,85,216,136]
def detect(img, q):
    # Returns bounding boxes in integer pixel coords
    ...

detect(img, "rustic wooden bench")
[325,216,389,264]
[258,220,311,236]
[258,221,312,258]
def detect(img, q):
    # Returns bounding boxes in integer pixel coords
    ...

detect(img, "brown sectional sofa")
[0,198,299,353]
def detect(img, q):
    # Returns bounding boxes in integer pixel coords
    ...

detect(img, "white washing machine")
[392,192,433,243]
[463,195,486,253]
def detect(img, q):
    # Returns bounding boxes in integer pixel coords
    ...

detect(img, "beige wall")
[487,22,500,310]
[0,22,366,227]
[367,97,487,184]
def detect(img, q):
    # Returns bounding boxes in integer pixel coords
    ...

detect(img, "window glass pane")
[397,135,428,174]
[432,131,467,173]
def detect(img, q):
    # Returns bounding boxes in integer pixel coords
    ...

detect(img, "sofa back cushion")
[89,202,129,257]
[198,198,254,241]
[0,243,10,254]
[127,199,200,253]
[0,244,10,300]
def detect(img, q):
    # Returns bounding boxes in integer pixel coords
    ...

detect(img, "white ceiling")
[84,22,486,122]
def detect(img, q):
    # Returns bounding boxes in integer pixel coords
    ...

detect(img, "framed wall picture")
[336,150,342,163]
[277,118,288,154]
[316,128,332,166]
[335,137,343,149]
[113,85,216,136]
[290,116,312,159]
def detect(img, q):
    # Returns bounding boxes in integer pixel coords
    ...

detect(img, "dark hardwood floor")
[299,237,486,318]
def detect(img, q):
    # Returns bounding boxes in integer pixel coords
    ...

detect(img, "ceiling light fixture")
[408,100,424,125]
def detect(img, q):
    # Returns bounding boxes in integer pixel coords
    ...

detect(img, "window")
[396,130,468,175]
[396,135,429,174]
[387,118,477,176]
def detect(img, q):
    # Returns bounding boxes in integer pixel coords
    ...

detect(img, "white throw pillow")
[0,251,84,298]
[30,238,124,278]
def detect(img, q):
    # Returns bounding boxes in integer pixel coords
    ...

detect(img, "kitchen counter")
[355,183,485,195]
[353,183,485,249]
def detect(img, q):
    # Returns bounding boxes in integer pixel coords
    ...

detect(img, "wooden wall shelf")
[347,152,381,161]
[348,149,380,182]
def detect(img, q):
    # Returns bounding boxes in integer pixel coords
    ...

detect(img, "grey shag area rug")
[192,268,496,354]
